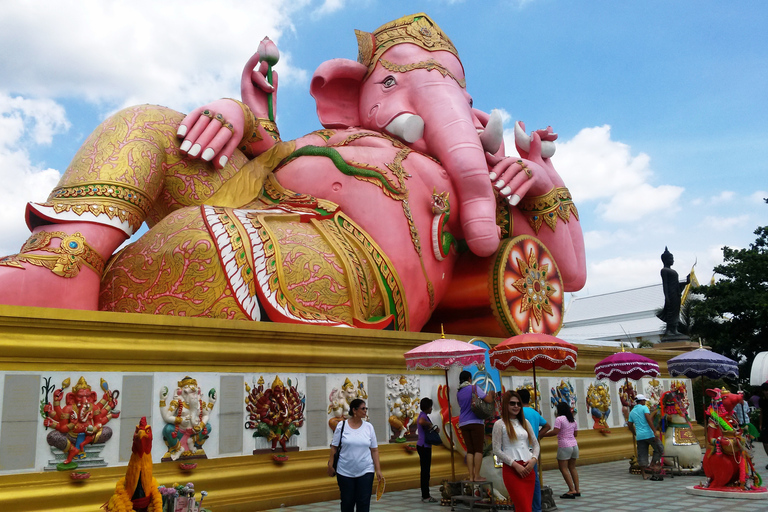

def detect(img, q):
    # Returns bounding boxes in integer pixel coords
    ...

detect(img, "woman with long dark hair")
[545,401,580,499]
[492,390,539,512]
[327,398,384,511]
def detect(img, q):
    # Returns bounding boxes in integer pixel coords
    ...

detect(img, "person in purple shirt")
[417,397,438,503]
[457,370,496,481]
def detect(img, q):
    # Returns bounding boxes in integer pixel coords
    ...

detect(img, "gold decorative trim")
[226,98,257,145]
[516,187,579,234]
[39,182,152,233]
[0,231,105,277]
[379,58,466,88]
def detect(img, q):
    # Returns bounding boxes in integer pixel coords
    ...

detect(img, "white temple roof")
[558,284,666,344]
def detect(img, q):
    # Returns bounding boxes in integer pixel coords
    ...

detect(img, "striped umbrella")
[595,349,660,381]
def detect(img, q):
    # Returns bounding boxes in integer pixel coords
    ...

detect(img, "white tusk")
[385,113,424,143]
[514,121,531,153]
[479,109,503,154]
[541,140,556,159]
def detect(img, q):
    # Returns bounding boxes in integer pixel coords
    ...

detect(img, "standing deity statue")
[158,376,217,461]
[656,247,690,339]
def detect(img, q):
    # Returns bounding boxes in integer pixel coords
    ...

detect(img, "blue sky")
[0,0,765,300]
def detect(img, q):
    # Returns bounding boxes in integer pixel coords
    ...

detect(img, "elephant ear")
[310,58,367,128]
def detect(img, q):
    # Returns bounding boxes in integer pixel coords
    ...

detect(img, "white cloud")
[750,190,768,204]
[701,215,750,231]
[583,256,661,296]
[0,1,308,112]
[710,191,735,203]
[598,183,684,222]
[0,95,68,255]
[504,124,685,223]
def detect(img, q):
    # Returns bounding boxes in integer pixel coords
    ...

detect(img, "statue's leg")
[99,206,249,318]
[0,105,250,310]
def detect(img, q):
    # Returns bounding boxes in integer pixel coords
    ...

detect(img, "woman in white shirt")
[492,390,540,512]
[327,399,384,511]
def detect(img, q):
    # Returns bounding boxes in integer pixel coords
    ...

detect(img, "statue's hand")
[512,121,566,188]
[160,386,169,400]
[53,389,63,402]
[208,388,217,403]
[177,99,246,170]
[486,153,555,206]
[241,38,279,121]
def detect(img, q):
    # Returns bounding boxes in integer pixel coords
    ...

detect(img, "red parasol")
[404,333,486,481]
[489,331,577,488]
[489,332,577,408]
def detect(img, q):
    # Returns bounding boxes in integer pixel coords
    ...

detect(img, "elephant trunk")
[423,101,500,257]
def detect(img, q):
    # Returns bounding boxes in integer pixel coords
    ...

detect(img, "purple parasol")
[666,347,738,380]
[594,350,660,381]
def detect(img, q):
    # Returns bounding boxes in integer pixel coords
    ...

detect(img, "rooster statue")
[103,417,163,512]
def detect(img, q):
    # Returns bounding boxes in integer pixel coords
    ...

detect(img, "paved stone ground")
[267,447,768,512]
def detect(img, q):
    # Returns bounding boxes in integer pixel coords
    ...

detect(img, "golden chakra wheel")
[489,235,564,336]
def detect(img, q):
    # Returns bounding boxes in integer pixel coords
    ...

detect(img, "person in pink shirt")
[545,401,580,499]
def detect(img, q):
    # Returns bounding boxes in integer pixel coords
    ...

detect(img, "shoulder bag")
[425,425,443,446]
[331,420,346,476]
[470,385,495,420]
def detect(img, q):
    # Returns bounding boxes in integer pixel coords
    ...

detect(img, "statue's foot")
[57,461,79,471]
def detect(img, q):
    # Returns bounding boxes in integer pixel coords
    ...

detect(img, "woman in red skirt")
[492,390,540,512]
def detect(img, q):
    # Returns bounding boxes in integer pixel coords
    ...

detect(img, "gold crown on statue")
[356,13,460,72]
[72,376,91,393]
[271,376,284,390]
[178,376,198,388]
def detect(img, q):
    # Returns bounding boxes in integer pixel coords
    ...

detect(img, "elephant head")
[309,14,503,257]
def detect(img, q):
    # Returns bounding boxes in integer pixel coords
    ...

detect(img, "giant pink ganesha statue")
[0,14,585,336]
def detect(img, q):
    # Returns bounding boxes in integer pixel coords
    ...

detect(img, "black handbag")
[331,420,346,475]
[425,425,443,446]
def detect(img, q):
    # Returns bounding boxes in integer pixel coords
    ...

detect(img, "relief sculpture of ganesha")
[0,13,586,336]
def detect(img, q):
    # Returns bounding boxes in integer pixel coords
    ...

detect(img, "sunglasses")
[509,401,521,406]
[358,407,369,411]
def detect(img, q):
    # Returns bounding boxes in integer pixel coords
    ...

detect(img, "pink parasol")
[594,349,660,382]
[404,334,485,481]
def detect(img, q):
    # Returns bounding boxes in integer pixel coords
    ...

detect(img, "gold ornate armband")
[0,231,106,278]
[226,99,258,145]
[516,187,579,234]
[255,117,280,141]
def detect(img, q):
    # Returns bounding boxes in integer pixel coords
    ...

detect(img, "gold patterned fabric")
[99,207,249,319]
[30,105,250,236]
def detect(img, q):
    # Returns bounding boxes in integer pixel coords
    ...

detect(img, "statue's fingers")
[190,116,224,158]
[508,178,536,206]
[215,135,241,170]
[178,108,203,138]
[181,112,214,154]
[503,166,531,201]
[251,67,275,93]
[202,127,234,164]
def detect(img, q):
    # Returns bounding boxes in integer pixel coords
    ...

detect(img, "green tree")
[690,226,768,381]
